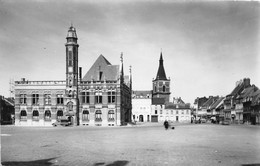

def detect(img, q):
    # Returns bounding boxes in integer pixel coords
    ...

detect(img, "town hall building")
[14,26,132,126]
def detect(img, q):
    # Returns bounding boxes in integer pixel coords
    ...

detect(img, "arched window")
[82,110,89,121]
[20,110,27,120]
[45,110,51,121]
[57,110,63,120]
[163,85,166,92]
[108,110,114,121]
[32,110,39,121]
[67,102,73,111]
[95,110,102,121]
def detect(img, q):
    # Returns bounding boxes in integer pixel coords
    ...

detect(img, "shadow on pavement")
[1,157,56,166]
[241,164,260,166]
[93,160,129,166]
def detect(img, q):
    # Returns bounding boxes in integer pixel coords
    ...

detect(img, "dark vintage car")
[52,119,71,127]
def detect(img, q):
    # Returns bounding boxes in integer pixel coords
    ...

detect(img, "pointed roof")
[202,96,219,109]
[82,55,119,81]
[209,97,224,110]
[155,52,167,81]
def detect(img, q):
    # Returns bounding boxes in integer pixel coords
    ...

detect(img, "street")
[1,123,260,166]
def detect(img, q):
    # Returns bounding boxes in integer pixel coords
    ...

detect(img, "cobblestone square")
[1,123,260,166]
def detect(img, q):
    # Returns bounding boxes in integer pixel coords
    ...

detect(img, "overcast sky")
[0,0,259,104]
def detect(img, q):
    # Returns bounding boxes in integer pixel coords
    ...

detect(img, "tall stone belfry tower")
[65,25,79,122]
[152,51,171,103]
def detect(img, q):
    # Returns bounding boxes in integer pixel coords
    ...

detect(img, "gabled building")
[250,89,260,125]
[223,78,251,122]
[200,96,219,118]
[238,85,259,124]
[209,97,224,123]
[14,26,132,126]
[235,85,256,124]
[193,96,208,119]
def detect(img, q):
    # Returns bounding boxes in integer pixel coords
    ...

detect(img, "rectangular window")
[44,94,51,105]
[20,94,27,104]
[171,110,173,114]
[160,110,162,114]
[57,94,64,105]
[155,110,157,114]
[82,92,90,104]
[176,110,179,114]
[108,91,116,103]
[68,51,73,66]
[32,94,39,105]
[95,92,102,104]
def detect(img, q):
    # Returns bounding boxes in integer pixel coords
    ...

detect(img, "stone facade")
[14,26,132,126]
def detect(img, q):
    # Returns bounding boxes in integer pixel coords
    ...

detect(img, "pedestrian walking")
[164,120,169,130]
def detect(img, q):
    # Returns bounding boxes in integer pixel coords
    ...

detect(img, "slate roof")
[155,52,167,81]
[209,97,224,110]
[202,96,219,108]
[251,89,260,106]
[194,97,208,106]
[133,90,152,96]
[229,81,247,97]
[152,97,165,105]
[165,103,190,109]
[82,55,119,81]
[237,86,255,99]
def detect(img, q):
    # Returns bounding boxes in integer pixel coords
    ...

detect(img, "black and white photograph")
[0,0,259,165]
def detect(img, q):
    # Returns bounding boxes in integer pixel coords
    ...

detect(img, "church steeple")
[155,51,167,81]
[152,51,171,103]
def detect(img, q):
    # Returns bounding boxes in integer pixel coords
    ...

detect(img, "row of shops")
[194,78,260,125]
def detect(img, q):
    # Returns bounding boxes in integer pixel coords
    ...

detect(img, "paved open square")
[1,123,260,166]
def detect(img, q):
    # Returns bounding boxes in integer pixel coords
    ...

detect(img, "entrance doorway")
[68,116,74,125]
[139,115,144,122]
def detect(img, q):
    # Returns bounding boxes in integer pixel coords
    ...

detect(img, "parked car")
[200,118,207,123]
[222,120,230,125]
[52,119,71,127]
[195,118,201,124]
[211,117,216,123]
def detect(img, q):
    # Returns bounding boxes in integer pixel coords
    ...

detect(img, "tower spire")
[156,51,167,80]
[129,65,132,90]
[120,52,124,83]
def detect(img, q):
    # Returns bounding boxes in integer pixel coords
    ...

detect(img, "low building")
[165,103,191,123]
[132,90,152,122]
[209,97,224,123]
[0,96,15,125]
[193,96,208,119]
[200,96,219,118]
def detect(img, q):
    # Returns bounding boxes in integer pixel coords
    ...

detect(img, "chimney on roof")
[243,78,250,88]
